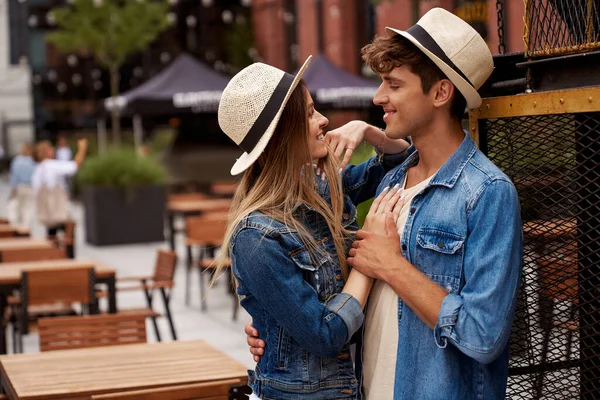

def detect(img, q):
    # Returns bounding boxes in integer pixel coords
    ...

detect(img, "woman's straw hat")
[218,56,312,175]
[385,8,493,109]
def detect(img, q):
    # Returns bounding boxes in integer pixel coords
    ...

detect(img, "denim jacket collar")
[389,132,478,189]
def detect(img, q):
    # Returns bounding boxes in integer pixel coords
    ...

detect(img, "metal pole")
[133,114,143,153]
[97,119,107,155]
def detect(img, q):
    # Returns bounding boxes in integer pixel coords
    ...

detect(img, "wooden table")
[0,225,29,237]
[0,340,248,399]
[166,198,232,251]
[0,259,117,355]
[0,238,53,252]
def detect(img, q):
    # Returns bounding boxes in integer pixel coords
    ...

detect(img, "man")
[247,8,522,399]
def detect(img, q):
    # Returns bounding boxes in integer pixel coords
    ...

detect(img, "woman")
[32,138,87,240]
[7,143,35,228]
[216,56,408,399]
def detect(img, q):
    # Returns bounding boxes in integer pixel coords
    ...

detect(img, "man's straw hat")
[218,56,312,175]
[385,8,493,109]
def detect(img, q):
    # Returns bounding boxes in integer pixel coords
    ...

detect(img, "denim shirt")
[9,155,35,187]
[355,134,523,399]
[231,151,408,400]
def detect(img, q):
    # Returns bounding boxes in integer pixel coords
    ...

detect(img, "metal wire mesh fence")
[480,112,600,399]
[525,0,600,57]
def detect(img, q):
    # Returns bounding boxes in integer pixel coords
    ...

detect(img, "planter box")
[83,185,166,246]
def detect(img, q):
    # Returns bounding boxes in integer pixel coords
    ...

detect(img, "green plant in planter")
[78,148,167,189]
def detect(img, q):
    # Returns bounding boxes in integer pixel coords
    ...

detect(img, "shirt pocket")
[290,245,335,301]
[415,227,465,288]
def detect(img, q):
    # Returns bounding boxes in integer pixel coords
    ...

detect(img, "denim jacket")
[355,133,523,399]
[230,151,408,400]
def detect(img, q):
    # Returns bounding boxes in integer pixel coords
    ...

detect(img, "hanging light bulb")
[28,15,38,28]
[67,55,78,67]
[241,0,252,7]
[186,15,197,27]
[47,70,57,82]
[222,10,233,24]
[201,0,213,7]
[160,52,171,63]
[167,12,177,24]
[71,74,82,86]
[32,74,42,85]
[57,82,67,93]
[46,12,56,25]
[94,81,103,91]
[133,67,143,77]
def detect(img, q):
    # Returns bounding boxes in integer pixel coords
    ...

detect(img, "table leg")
[107,276,117,314]
[0,291,6,355]
[167,213,175,252]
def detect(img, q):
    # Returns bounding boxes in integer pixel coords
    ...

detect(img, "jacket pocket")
[276,326,289,369]
[291,246,333,301]
[415,228,465,284]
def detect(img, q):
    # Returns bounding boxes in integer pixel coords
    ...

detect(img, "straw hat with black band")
[218,56,312,176]
[385,7,494,109]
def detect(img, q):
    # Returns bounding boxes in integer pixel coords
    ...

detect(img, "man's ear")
[432,79,454,109]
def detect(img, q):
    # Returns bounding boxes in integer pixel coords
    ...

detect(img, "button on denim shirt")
[355,134,523,399]
[230,151,408,400]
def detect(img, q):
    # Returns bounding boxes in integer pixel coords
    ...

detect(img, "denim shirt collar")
[389,132,478,189]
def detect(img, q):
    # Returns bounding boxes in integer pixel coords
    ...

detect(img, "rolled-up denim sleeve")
[433,179,523,365]
[342,145,414,205]
[232,228,364,357]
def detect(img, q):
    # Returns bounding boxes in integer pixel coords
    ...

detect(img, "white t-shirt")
[32,159,78,192]
[362,174,434,400]
[56,146,73,161]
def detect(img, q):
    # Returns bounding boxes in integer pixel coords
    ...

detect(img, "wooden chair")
[101,250,178,341]
[0,247,67,263]
[210,180,238,197]
[0,231,15,238]
[52,220,76,258]
[185,213,237,320]
[534,240,578,399]
[12,266,97,353]
[91,378,246,400]
[38,313,147,352]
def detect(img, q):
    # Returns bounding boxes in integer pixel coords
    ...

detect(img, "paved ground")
[0,174,255,369]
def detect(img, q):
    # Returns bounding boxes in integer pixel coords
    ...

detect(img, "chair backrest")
[22,266,94,306]
[64,220,75,243]
[153,249,178,283]
[38,312,147,352]
[0,231,15,238]
[185,213,229,246]
[90,378,243,400]
[2,247,67,263]
[168,192,209,203]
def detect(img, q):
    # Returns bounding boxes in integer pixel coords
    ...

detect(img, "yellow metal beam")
[473,87,600,119]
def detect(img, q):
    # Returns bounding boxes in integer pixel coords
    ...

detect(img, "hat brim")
[230,56,312,175]
[385,27,481,109]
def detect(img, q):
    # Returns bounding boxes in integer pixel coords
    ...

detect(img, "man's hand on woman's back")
[245,320,265,363]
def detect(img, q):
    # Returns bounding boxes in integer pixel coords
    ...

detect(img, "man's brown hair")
[362,35,467,120]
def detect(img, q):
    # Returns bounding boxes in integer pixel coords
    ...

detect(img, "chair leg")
[143,288,161,342]
[12,322,18,354]
[564,304,577,360]
[535,295,554,400]
[199,268,207,312]
[185,245,193,306]
[160,288,177,340]
[227,269,239,321]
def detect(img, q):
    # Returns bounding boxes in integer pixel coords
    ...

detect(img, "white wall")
[0,0,34,157]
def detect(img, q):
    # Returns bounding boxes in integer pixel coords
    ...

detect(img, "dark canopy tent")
[103,53,230,117]
[299,55,378,109]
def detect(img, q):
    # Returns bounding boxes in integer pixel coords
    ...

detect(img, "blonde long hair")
[215,81,352,283]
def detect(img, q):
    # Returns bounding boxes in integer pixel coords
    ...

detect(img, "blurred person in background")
[7,143,35,227]
[32,138,87,239]
[55,134,73,161]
